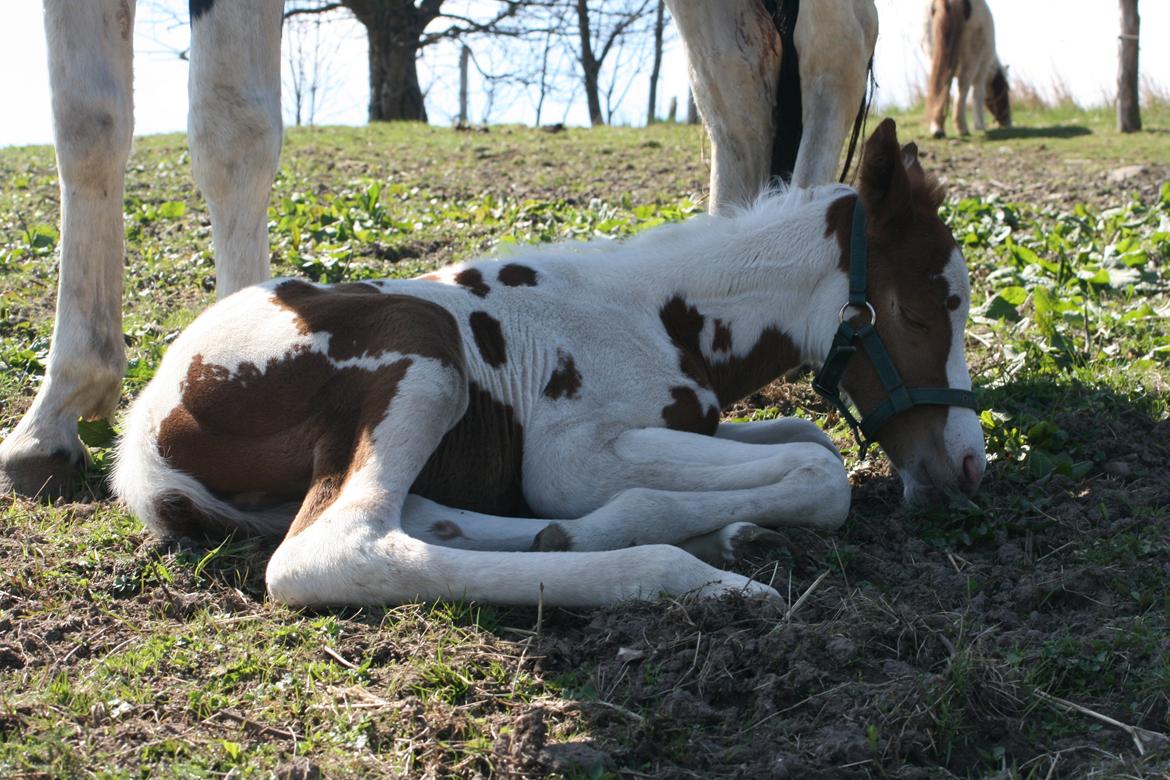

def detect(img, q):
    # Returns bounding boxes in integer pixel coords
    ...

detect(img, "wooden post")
[686,88,699,125]
[459,45,471,125]
[667,96,678,123]
[1118,0,1141,133]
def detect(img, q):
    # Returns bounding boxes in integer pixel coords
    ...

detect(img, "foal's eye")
[897,305,929,332]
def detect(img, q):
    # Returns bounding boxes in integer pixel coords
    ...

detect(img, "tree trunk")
[345,0,440,123]
[366,26,427,122]
[646,0,665,125]
[575,0,604,126]
[1118,0,1141,133]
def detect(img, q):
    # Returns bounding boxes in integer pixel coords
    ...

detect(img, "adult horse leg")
[789,0,878,187]
[666,0,781,214]
[0,0,135,497]
[971,62,990,132]
[188,0,283,295]
[954,69,973,136]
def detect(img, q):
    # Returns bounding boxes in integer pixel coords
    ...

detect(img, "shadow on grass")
[985,125,1092,140]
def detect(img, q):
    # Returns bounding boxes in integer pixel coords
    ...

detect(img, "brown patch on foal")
[825,194,859,273]
[498,264,538,287]
[708,328,803,408]
[543,350,582,400]
[469,311,507,368]
[712,320,733,353]
[660,295,805,410]
[662,387,719,435]
[659,295,711,388]
[157,285,466,538]
[454,268,490,298]
[413,383,530,517]
[272,279,458,365]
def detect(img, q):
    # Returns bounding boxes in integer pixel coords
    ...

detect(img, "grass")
[2,105,1170,777]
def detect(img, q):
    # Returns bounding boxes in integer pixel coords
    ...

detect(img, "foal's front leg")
[265,360,774,608]
[0,0,134,497]
[528,428,850,556]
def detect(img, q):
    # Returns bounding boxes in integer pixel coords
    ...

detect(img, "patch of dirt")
[527,386,1170,777]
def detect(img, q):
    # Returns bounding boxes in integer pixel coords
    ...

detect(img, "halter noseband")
[811,200,979,459]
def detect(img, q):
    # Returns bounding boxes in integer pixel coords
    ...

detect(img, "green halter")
[811,199,979,459]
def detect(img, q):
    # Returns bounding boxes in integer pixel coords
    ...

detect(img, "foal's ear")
[859,118,913,227]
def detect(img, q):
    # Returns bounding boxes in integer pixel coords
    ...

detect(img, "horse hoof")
[0,448,87,500]
[728,523,792,561]
[531,522,571,552]
[931,129,946,140]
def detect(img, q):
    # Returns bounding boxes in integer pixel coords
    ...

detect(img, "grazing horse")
[112,121,987,608]
[0,0,880,498]
[925,0,1011,138]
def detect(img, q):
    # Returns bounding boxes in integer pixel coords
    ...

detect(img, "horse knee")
[53,92,132,191]
[188,85,281,204]
[790,446,851,529]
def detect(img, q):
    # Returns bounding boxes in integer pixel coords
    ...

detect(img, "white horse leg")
[188,0,283,296]
[954,72,972,136]
[0,0,135,497]
[666,0,780,214]
[265,363,772,608]
[789,0,878,187]
[972,65,989,132]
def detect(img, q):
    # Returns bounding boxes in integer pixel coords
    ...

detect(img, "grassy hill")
[1,105,1169,777]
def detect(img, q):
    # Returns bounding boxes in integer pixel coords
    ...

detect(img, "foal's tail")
[926,0,967,135]
[112,396,294,542]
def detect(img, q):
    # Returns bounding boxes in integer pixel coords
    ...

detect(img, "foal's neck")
[643,187,853,406]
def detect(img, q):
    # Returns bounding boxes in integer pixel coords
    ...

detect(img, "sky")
[1,1,1167,148]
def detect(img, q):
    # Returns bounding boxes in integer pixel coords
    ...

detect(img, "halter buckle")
[838,301,876,326]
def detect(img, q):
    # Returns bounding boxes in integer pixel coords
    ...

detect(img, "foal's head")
[841,119,986,504]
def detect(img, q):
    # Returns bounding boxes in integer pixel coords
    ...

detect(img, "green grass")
[2,108,1170,777]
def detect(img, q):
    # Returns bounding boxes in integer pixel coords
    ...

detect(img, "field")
[2,105,1169,778]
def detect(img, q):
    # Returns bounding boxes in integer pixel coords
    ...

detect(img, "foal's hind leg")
[188,0,283,295]
[0,0,134,497]
[265,359,773,608]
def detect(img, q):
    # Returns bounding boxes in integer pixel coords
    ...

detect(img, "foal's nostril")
[959,454,985,496]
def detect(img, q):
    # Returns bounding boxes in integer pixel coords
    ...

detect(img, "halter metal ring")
[839,301,876,326]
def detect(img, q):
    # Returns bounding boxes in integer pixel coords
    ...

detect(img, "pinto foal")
[114,121,986,608]
[926,0,1011,138]
[0,0,878,498]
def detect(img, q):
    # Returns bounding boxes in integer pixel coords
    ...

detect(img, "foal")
[926,0,1011,138]
[114,120,985,608]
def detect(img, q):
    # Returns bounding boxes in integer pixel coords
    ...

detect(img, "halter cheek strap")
[811,200,979,459]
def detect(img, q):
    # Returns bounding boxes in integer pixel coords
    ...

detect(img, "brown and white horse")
[0,0,878,498]
[112,121,986,608]
[925,0,1011,138]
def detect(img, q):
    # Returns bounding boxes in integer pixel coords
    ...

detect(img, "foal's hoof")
[531,522,572,552]
[0,448,87,500]
[931,129,946,140]
[726,522,794,564]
